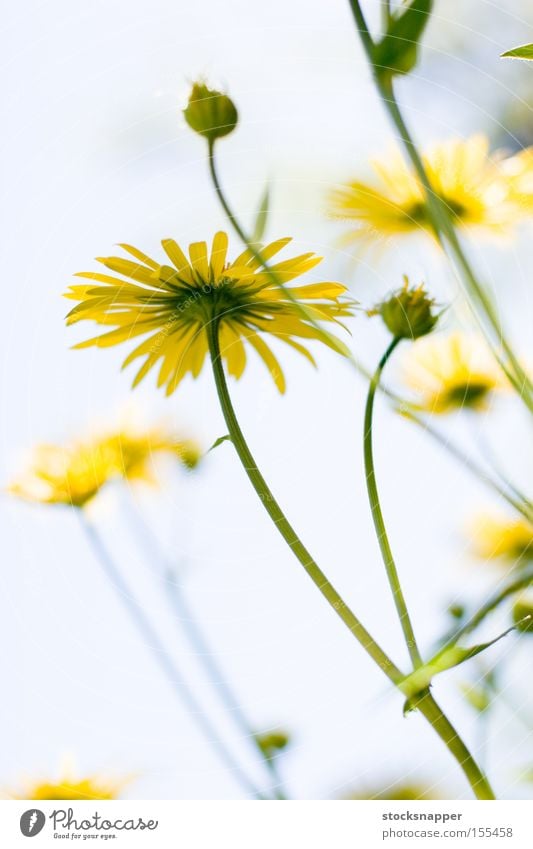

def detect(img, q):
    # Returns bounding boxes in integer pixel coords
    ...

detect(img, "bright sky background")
[2,0,533,800]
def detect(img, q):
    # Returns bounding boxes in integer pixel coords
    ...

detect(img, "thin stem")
[206,318,495,799]
[413,690,495,800]
[206,318,403,685]
[123,499,289,800]
[346,0,533,413]
[78,512,265,800]
[401,410,533,523]
[444,569,533,647]
[207,138,531,524]
[364,336,422,667]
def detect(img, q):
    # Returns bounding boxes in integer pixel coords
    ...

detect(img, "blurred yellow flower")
[345,781,440,800]
[9,425,200,508]
[65,232,354,395]
[468,513,533,564]
[9,439,121,508]
[329,136,533,243]
[400,331,505,414]
[106,426,201,482]
[10,769,128,800]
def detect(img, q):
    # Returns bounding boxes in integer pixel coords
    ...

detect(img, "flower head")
[9,424,200,508]
[468,513,533,565]
[329,136,533,243]
[9,439,120,508]
[368,279,439,340]
[183,82,238,143]
[400,331,505,414]
[9,765,128,800]
[65,232,354,395]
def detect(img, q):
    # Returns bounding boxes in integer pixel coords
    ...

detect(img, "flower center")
[443,382,491,409]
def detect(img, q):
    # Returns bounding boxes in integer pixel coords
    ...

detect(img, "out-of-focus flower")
[345,781,440,800]
[329,136,533,243]
[512,596,533,633]
[8,438,121,508]
[468,513,533,564]
[8,765,129,800]
[183,81,238,143]
[254,729,291,759]
[400,331,505,414]
[65,232,354,395]
[368,279,439,340]
[105,425,201,482]
[9,424,200,508]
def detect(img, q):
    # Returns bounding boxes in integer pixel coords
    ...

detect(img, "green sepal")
[501,44,533,60]
[208,434,232,452]
[399,624,517,701]
[373,0,433,81]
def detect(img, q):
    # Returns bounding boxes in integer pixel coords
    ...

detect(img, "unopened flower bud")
[369,278,440,340]
[183,82,238,143]
[513,598,533,633]
[254,729,291,759]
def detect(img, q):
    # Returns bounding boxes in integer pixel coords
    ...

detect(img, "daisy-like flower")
[8,765,129,800]
[400,331,505,414]
[329,135,533,243]
[9,425,200,508]
[468,513,533,565]
[64,232,354,395]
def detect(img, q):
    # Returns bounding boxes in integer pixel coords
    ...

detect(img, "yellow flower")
[65,232,354,395]
[9,425,200,508]
[105,425,201,483]
[9,769,128,800]
[9,439,121,508]
[329,135,533,243]
[468,513,533,564]
[400,331,504,414]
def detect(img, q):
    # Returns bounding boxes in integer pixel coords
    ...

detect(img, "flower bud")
[183,82,238,143]
[254,729,290,759]
[369,278,440,340]
[512,597,533,633]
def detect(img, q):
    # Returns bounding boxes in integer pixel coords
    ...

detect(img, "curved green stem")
[206,318,403,685]
[207,138,531,522]
[123,499,289,799]
[78,513,266,800]
[346,0,533,413]
[364,337,422,667]
[206,318,495,799]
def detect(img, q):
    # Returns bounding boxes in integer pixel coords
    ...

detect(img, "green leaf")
[502,43,533,60]
[208,434,232,452]
[374,0,433,80]
[400,625,516,700]
[251,183,271,243]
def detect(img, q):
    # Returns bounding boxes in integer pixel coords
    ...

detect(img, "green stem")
[123,499,289,799]
[207,138,531,522]
[206,318,495,799]
[445,569,533,647]
[346,0,533,414]
[401,410,533,524]
[364,337,422,667]
[79,513,266,800]
[206,318,403,684]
